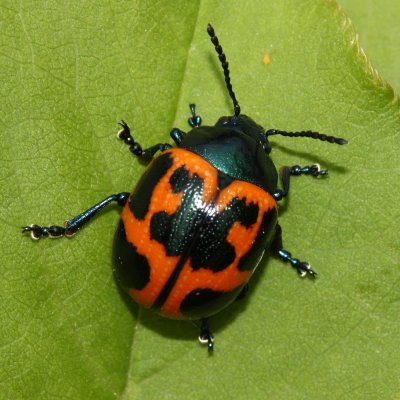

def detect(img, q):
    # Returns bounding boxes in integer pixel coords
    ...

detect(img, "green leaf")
[1,1,399,399]
[340,0,400,93]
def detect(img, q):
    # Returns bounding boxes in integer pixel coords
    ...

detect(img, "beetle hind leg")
[271,224,317,278]
[198,319,214,353]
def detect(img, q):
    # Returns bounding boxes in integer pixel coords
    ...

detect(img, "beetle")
[23,24,347,352]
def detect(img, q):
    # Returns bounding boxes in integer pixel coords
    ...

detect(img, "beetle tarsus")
[188,104,202,128]
[290,164,328,177]
[22,224,66,240]
[198,319,214,353]
[276,249,317,279]
[271,224,318,278]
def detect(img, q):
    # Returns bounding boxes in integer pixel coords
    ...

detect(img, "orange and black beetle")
[23,24,347,352]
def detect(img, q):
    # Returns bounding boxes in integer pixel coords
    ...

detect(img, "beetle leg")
[288,164,328,177]
[188,103,202,128]
[198,319,214,353]
[169,102,203,145]
[271,223,317,278]
[22,192,130,240]
[170,128,186,145]
[273,164,327,201]
[273,167,290,200]
[117,120,172,162]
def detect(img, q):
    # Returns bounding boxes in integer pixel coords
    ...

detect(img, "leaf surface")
[1,1,399,399]
[340,0,400,92]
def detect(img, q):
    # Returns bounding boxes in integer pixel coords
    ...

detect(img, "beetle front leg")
[169,103,203,145]
[118,121,172,162]
[187,103,202,128]
[22,192,130,240]
[271,223,317,278]
[273,164,327,201]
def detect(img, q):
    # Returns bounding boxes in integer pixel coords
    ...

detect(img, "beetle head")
[215,114,271,153]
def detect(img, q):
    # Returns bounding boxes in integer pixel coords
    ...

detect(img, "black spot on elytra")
[237,207,277,271]
[169,166,190,193]
[113,220,150,291]
[190,197,261,272]
[150,211,172,244]
[180,287,243,319]
[150,170,205,257]
[238,201,259,228]
[190,219,236,271]
[129,152,173,220]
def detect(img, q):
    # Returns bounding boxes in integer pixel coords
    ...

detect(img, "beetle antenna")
[266,129,348,145]
[207,23,241,116]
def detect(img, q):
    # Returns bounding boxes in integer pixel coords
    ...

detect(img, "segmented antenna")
[266,129,348,145]
[207,23,241,116]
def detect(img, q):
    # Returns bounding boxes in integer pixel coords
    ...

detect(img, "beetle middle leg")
[271,223,317,278]
[273,164,327,201]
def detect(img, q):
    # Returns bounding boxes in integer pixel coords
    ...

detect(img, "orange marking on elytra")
[160,181,277,319]
[122,148,219,309]
[219,181,275,258]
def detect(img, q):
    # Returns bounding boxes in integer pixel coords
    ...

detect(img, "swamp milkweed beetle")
[23,24,347,352]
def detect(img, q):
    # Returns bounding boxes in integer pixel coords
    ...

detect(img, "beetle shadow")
[203,252,273,332]
[114,274,198,343]
[270,141,349,174]
[113,251,277,348]
[270,141,350,215]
